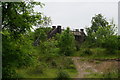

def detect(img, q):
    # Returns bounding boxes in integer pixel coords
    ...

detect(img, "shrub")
[30,63,45,74]
[58,27,76,56]
[83,48,92,55]
[55,70,71,80]
[63,58,76,69]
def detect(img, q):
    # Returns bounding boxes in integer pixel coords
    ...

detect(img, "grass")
[16,46,78,78]
[84,62,118,78]
[73,48,120,59]
[84,71,118,78]
[65,69,78,78]
[16,68,77,78]
[16,47,119,78]
[16,56,77,78]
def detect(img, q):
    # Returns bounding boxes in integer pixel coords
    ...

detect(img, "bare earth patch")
[72,57,118,78]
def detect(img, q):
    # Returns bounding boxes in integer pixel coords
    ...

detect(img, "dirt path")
[72,57,91,78]
[72,57,118,78]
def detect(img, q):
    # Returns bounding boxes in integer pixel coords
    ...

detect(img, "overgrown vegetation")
[76,14,119,59]
[58,27,76,56]
[2,1,119,79]
[2,1,77,78]
[85,68,118,78]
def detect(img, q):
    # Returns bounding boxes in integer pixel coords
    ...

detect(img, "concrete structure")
[48,25,86,43]
[48,25,61,38]
[72,29,86,43]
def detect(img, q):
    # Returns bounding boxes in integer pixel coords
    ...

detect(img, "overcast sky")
[34,0,119,33]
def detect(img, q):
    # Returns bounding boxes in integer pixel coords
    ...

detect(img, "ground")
[16,57,119,78]
[72,57,118,78]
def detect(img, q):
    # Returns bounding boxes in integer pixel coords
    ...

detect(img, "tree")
[86,14,116,47]
[2,1,51,78]
[2,2,51,36]
[91,14,109,32]
[33,27,48,46]
[58,27,76,56]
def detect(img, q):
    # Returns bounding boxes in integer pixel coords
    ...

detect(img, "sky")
[34,0,119,2]
[34,0,119,34]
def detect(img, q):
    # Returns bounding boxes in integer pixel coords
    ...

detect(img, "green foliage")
[58,27,76,56]
[53,57,76,69]
[2,30,36,78]
[2,1,51,78]
[83,14,118,57]
[2,2,50,35]
[118,35,120,50]
[55,33,61,40]
[85,14,117,48]
[2,2,119,78]
[77,48,93,57]
[3,65,17,78]
[29,63,45,75]
[33,27,47,46]
[82,48,92,55]
[85,69,118,78]
[103,70,118,78]
[39,38,59,57]
[33,27,52,46]
[62,58,76,69]
[78,48,119,59]
[34,28,47,41]
[91,14,109,32]
[2,1,76,79]
[101,35,118,54]
[15,57,77,78]
[55,70,71,80]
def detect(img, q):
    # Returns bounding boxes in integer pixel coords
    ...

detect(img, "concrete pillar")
[57,25,61,33]
[80,29,84,32]
[75,29,79,32]
[52,26,56,29]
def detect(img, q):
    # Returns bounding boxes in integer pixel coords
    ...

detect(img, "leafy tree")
[2,30,35,78]
[93,26,117,47]
[39,39,59,58]
[118,35,120,50]
[33,27,48,46]
[58,27,76,56]
[86,14,116,48]
[2,2,51,36]
[40,16,52,27]
[2,1,51,78]
[90,14,109,32]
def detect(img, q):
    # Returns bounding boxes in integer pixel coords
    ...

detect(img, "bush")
[2,66,17,78]
[58,27,76,56]
[2,30,35,78]
[29,63,45,74]
[55,70,71,80]
[79,48,109,58]
[39,39,59,57]
[63,58,76,69]
[101,35,118,52]
[50,60,57,68]
[82,48,92,55]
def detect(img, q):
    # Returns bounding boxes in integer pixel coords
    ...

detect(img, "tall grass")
[74,48,119,59]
